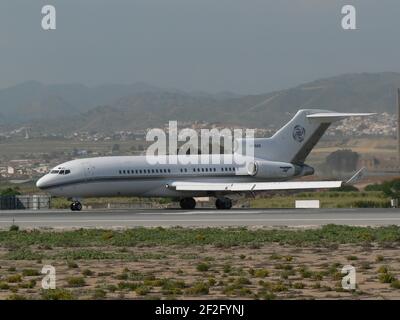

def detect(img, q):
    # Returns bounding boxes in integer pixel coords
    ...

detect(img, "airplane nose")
[36,176,49,189]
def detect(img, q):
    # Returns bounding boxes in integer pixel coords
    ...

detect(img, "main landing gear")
[179,197,233,209]
[70,201,82,211]
[215,197,232,210]
[180,197,196,210]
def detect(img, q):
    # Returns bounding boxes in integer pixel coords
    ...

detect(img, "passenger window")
[184,168,187,172]
[205,168,208,172]
[193,168,196,172]
[152,169,154,173]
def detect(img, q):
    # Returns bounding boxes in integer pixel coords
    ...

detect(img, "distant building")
[358,156,380,171]
[7,166,14,175]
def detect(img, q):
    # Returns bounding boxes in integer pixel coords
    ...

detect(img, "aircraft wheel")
[75,202,82,211]
[180,198,196,209]
[216,198,232,210]
[70,201,82,211]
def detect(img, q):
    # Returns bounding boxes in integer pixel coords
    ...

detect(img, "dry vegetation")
[0,225,400,300]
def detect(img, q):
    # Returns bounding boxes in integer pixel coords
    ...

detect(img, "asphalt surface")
[0,208,400,229]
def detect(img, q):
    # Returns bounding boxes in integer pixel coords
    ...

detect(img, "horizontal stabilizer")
[307,112,376,122]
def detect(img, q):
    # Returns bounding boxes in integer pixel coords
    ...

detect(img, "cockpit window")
[65,170,71,174]
[50,170,59,174]
[59,170,65,175]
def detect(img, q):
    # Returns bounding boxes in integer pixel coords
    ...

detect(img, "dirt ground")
[0,242,400,300]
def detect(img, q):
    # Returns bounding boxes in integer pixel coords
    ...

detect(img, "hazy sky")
[0,0,399,94]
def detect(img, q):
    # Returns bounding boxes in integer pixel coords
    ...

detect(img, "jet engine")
[246,160,314,179]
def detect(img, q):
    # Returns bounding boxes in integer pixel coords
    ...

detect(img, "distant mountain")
[2,72,400,133]
[0,81,165,123]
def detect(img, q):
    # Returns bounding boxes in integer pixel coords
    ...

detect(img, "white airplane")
[36,109,372,211]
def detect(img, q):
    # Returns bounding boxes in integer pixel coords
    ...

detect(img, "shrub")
[22,269,40,276]
[7,274,22,283]
[196,262,210,272]
[390,280,400,289]
[106,284,117,292]
[259,291,276,300]
[379,273,396,284]
[41,288,75,300]
[7,294,26,300]
[82,269,95,276]
[19,280,36,289]
[136,286,150,296]
[293,282,305,289]
[254,269,269,278]
[236,277,251,285]
[377,266,389,274]
[346,255,358,261]
[9,225,19,232]
[271,282,288,292]
[351,200,390,208]
[66,276,86,287]
[0,282,10,290]
[118,281,138,291]
[375,255,384,262]
[67,261,78,269]
[223,264,232,273]
[299,267,312,278]
[186,282,209,295]
[93,289,106,299]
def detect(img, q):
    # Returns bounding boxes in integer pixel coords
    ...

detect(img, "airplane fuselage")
[36,154,303,199]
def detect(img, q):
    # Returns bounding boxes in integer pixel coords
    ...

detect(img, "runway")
[0,208,399,229]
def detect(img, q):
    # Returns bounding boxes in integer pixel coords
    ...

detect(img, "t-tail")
[240,109,375,164]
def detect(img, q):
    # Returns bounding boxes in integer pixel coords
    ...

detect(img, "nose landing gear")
[70,201,82,211]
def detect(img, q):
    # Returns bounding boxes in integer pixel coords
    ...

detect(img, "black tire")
[70,203,76,211]
[215,198,232,210]
[75,202,82,211]
[180,198,196,209]
[224,198,232,209]
[215,198,224,210]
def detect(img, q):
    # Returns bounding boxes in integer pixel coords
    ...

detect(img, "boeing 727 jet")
[36,109,371,210]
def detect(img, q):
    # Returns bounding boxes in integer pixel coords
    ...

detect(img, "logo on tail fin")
[292,125,305,142]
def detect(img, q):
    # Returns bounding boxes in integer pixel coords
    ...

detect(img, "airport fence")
[0,195,51,210]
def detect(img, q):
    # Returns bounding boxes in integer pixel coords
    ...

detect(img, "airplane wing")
[167,169,365,192]
[167,180,343,192]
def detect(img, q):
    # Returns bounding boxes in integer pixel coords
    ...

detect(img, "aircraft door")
[82,162,95,180]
